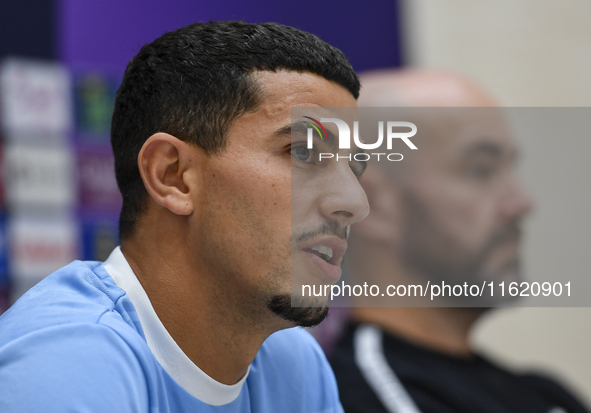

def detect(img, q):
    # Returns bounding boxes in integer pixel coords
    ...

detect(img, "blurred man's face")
[193,71,368,328]
[399,110,533,287]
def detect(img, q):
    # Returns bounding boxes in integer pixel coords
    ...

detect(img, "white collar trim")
[103,246,248,405]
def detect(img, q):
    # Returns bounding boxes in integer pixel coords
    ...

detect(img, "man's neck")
[352,306,483,357]
[120,228,280,385]
[349,241,486,357]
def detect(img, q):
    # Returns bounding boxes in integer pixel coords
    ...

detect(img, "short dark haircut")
[111,21,360,240]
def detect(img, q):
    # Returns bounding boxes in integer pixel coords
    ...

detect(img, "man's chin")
[267,294,329,328]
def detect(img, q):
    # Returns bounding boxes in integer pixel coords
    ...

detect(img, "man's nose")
[318,165,370,227]
[499,177,534,221]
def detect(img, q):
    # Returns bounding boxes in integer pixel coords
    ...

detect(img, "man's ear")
[352,164,402,246]
[138,132,200,216]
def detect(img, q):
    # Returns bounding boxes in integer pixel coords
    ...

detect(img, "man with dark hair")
[0,22,368,411]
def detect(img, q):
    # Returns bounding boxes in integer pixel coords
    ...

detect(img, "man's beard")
[267,221,348,327]
[267,294,329,328]
[400,190,523,305]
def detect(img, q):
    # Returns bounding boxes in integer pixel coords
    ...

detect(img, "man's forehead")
[417,109,516,153]
[457,112,517,155]
[253,70,357,114]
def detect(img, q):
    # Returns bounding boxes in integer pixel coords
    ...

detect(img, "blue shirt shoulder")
[250,327,344,413]
[0,261,160,411]
[0,259,343,413]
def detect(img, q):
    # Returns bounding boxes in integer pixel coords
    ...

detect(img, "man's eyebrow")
[273,123,294,138]
[273,121,339,150]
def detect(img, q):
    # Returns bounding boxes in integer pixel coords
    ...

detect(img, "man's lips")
[301,237,348,266]
[300,237,348,281]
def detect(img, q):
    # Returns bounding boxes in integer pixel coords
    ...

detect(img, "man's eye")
[291,146,314,163]
[350,160,367,179]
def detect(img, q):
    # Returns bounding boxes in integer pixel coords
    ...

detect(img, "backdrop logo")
[305,117,418,162]
[303,116,329,141]
[306,118,417,150]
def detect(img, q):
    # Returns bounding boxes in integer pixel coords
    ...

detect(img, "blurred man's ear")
[352,164,403,248]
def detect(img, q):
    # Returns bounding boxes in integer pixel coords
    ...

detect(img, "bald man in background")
[329,69,589,413]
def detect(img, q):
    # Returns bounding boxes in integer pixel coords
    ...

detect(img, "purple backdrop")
[57,0,403,76]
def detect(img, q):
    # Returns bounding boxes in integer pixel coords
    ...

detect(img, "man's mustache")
[294,221,349,245]
[489,222,521,246]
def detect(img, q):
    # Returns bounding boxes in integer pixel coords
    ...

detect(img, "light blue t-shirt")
[0,248,343,412]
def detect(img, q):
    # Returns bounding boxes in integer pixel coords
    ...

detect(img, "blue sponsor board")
[0,213,8,287]
[0,213,9,313]
[76,142,122,214]
[80,213,119,262]
[73,71,118,143]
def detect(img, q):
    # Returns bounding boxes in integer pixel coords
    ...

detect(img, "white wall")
[402,0,591,404]
[403,0,591,106]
